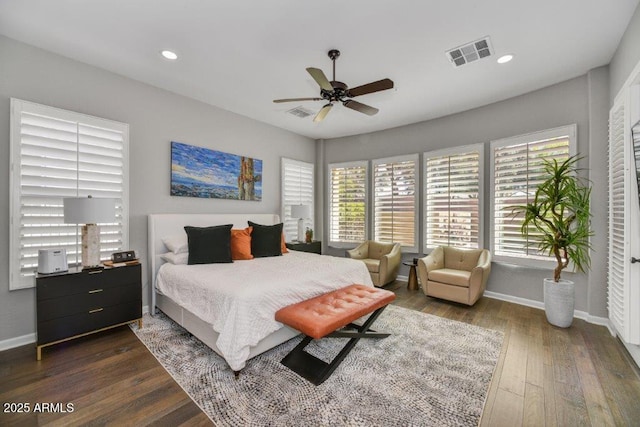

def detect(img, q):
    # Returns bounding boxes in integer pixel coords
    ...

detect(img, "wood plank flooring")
[2,281,639,426]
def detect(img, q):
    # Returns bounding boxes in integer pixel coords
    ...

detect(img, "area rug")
[132,305,503,426]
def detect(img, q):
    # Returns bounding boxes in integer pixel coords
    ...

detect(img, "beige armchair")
[417,246,491,306]
[346,241,402,287]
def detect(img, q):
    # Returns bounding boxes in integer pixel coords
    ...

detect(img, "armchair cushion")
[428,268,471,288]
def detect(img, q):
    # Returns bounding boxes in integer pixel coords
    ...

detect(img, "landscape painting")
[171,141,262,201]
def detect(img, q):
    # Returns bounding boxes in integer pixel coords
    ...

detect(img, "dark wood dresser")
[36,263,142,360]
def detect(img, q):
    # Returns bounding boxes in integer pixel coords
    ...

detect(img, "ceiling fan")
[273,49,394,123]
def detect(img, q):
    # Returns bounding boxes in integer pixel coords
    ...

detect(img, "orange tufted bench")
[275,284,396,385]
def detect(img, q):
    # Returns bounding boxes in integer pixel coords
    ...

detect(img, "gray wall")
[0,36,315,342]
[610,3,640,104]
[322,74,610,315]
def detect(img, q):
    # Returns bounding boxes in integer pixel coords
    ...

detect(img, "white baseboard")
[0,305,151,352]
[484,291,612,332]
[0,333,36,352]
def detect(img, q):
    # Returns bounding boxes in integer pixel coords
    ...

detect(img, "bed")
[148,213,374,372]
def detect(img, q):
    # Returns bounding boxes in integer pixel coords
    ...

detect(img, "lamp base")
[81,223,102,268]
[297,218,304,243]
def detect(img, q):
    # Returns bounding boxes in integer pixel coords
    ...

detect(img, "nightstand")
[286,241,321,254]
[36,263,142,360]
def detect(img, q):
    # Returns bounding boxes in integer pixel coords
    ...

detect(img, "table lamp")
[290,204,310,242]
[63,195,116,269]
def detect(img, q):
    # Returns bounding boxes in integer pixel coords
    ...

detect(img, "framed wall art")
[171,141,262,201]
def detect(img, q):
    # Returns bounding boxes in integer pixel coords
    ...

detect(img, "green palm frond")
[508,155,593,282]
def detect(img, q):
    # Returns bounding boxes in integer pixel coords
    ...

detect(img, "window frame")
[372,153,419,253]
[489,124,577,268]
[327,160,369,248]
[423,143,484,252]
[280,157,314,242]
[9,99,129,290]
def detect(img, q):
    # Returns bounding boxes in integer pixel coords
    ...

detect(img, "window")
[490,125,576,265]
[424,144,483,250]
[281,158,314,242]
[9,99,129,290]
[328,161,367,246]
[372,154,418,251]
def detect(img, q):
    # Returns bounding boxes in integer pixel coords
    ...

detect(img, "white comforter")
[156,251,374,370]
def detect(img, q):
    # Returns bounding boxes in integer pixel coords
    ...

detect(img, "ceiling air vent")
[446,36,493,68]
[287,106,315,118]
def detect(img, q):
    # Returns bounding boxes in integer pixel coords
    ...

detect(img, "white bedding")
[156,250,374,371]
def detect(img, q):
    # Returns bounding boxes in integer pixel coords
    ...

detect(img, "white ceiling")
[0,0,638,140]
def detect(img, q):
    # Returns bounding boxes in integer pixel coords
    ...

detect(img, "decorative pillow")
[160,252,189,265]
[248,221,283,258]
[231,227,254,260]
[281,233,289,254]
[184,224,233,264]
[162,234,188,254]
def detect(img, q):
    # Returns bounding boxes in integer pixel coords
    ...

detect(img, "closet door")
[608,93,640,345]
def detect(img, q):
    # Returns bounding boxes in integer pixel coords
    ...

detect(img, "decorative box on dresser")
[285,241,321,254]
[36,263,142,360]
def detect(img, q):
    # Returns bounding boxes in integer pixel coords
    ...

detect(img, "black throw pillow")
[248,221,283,258]
[184,224,233,264]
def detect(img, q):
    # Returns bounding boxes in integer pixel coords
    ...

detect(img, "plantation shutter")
[608,101,640,344]
[281,158,314,242]
[492,129,571,261]
[10,99,129,290]
[328,162,367,245]
[425,147,481,249]
[373,155,417,250]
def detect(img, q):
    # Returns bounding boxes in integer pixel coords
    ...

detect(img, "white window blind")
[424,144,483,250]
[10,99,129,290]
[281,158,314,242]
[328,161,367,246]
[491,125,575,263]
[608,103,627,337]
[373,155,418,251]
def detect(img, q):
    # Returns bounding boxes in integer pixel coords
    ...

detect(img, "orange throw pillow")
[281,233,289,253]
[231,227,253,260]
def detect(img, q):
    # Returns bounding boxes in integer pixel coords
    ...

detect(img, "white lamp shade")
[290,204,311,219]
[63,197,116,224]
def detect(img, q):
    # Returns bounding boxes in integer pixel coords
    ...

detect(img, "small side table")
[403,261,419,291]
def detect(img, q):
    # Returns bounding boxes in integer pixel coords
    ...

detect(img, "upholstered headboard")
[147,213,280,312]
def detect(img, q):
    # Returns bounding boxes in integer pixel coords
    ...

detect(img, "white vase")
[543,278,575,328]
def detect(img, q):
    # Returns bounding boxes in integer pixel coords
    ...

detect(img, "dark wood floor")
[2,281,639,426]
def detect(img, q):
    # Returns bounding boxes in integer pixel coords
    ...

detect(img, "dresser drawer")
[37,283,141,322]
[37,300,142,345]
[37,265,141,300]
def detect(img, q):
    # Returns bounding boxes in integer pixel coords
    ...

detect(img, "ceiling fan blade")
[313,104,333,123]
[273,97,323,103]
[306,67,334,92]
[343,100,379,116]
[348,78,394,97]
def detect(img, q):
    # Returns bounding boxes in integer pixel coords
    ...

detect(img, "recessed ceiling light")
[497,54,514,64]
[161,50,178,60]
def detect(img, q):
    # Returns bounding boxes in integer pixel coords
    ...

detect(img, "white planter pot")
[543,278,575,328]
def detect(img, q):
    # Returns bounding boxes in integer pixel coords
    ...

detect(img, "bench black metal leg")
[280,305,390,385]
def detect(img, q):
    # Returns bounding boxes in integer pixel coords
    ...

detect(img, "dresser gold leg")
[36,346,42,361]
[138,318,143,329]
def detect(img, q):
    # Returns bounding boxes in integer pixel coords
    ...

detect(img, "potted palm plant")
[510,155,592,327]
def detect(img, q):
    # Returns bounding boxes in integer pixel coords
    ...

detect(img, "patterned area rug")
[132,305,503,426]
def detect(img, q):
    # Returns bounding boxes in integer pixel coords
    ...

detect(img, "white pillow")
[160,252,189,265]
[162,234,188,254]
